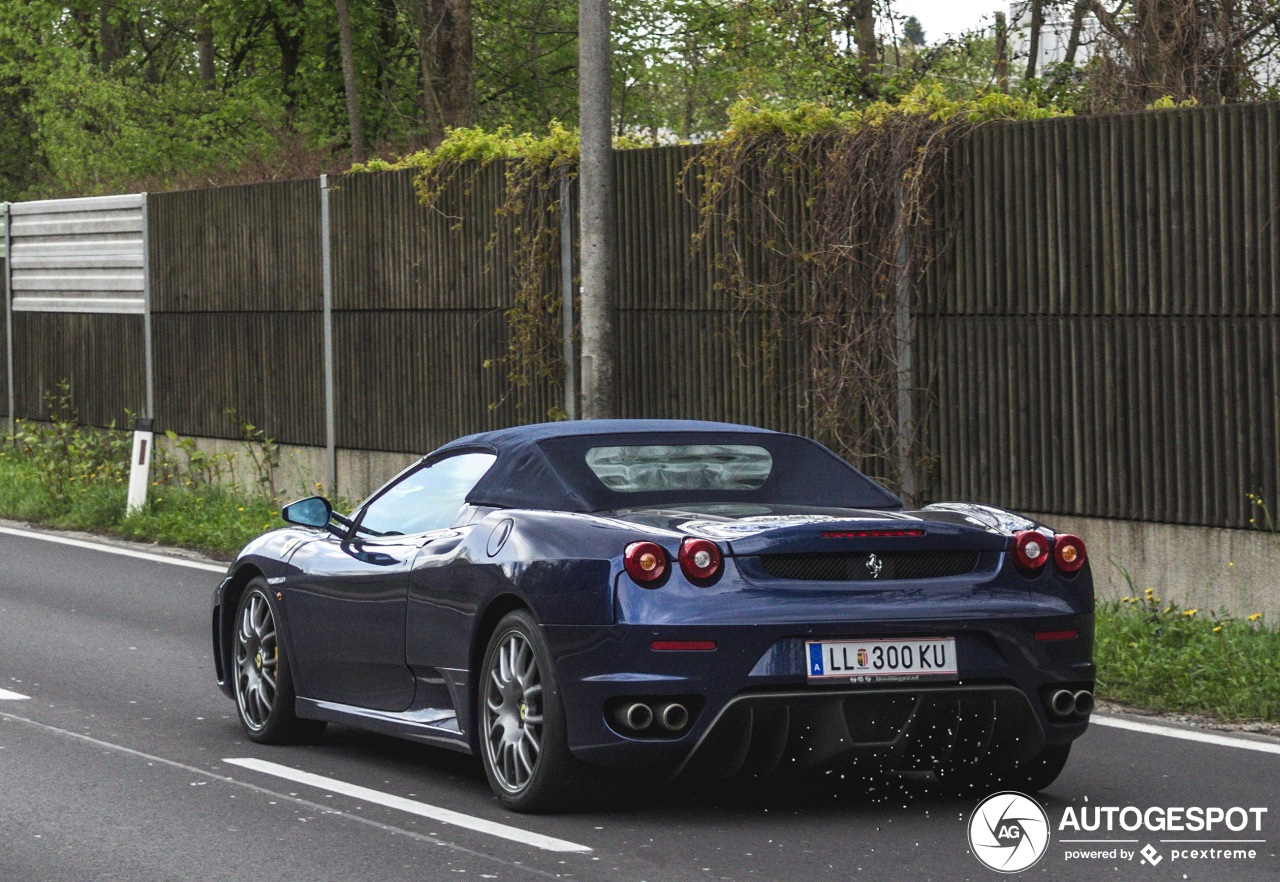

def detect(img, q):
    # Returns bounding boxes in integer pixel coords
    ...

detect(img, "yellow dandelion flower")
[1213,625,1223,633]
[1228,561,1235,567]
[1248,613,1263,622]
[1184,608,1197,616]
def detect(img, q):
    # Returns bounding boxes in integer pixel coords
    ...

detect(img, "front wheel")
[232,580,325,743]
[479,610,594,812]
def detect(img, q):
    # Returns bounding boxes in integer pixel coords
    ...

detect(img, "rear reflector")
[1053,534,1087,574]
[1035,629,1079,642]
[1013,530,1050,571]
[678,537,723,580]
[821,529,926,538]
[651,640,717,652]
[624,541,668,584]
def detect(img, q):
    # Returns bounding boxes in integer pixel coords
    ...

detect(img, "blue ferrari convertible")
[212,420,1094,811]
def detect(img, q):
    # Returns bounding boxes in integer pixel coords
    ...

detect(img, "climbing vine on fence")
[353,124,645,420]
[352,86,1067,482]
[687,86,1068,494]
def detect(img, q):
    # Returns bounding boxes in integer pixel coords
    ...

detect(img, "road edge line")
[1092,713,1280,755]
[0,524,226,573]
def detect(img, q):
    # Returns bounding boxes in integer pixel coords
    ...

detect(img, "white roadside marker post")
[126,417,155,515]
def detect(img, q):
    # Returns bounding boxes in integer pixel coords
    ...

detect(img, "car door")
[284,451,497,712]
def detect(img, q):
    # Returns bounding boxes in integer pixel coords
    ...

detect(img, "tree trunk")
[995,11,1009,92]
[1062,0,1089,65]
[850,0,878,95]
[197,12,216,89]
[410,0,474,148]
[99,3,124,70]
[1024,0,1044,81]
[271,0,306,127]
[335,0,365,162]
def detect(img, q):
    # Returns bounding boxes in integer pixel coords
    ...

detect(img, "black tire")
[478,610,594,812]
[232,580,326,744]
[939,743,1072,797]
[1018,743,1072,792]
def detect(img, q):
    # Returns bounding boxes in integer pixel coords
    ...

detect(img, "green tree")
[902,15,925,47]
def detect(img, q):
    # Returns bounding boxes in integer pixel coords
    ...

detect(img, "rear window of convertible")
[584,444,773,492]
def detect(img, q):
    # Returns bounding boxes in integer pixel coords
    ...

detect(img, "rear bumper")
[546,615,1094,775]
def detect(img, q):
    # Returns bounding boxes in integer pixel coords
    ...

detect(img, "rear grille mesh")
[759,551,980,581]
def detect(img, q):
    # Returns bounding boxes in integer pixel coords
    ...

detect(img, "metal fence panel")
[8,195,145,314]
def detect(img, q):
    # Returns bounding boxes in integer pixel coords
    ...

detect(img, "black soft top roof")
[433,419,902,513]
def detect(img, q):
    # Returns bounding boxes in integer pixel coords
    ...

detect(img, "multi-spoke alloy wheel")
[482,631,545,793]
[230,580,324,744]
[235,589,279,731]
[477,610,592,811]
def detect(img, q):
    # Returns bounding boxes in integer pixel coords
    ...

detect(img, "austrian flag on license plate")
[806,638,958,683]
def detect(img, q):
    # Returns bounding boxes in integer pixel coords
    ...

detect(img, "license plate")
[805,638,958,683]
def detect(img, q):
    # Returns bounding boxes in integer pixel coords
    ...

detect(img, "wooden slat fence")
[9,101,1280,529]
[921,103,1280,528]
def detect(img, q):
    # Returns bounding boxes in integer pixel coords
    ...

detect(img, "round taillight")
[678,537,723,581]
[1013,530,1050,571]
[1053,533,1087,574]
[624,541,668,584]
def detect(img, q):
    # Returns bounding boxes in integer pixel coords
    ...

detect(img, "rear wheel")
[232,580,325,743]
[479,610,594,812]
[1018,743,1072,792]
[939,744,1072,797]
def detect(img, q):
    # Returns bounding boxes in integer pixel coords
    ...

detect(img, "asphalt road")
[1,524,1278,882]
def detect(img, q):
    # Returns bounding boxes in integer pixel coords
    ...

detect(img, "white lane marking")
[1093,714,1280,756]
[0,525,226,573]
[224,757,591,854]
[0,711,566,877]
[0,688,30,700]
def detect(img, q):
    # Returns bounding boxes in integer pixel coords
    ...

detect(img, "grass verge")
[1095,592,1278,723]
[0,448,280,559]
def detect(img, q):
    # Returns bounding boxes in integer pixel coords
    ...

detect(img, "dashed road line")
[0,709,574,876]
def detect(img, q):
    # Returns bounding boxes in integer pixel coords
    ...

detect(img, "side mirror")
[281,496,333,529]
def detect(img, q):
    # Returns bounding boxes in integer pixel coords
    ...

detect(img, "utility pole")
[578,0,618,419]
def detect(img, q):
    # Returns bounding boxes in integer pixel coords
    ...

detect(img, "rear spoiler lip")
[724,518,1011,557]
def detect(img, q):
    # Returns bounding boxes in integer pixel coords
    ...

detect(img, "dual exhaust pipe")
[1048,688,1094,719]
[613,700,689,733]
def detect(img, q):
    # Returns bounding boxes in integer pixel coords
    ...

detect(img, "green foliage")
[0,380,291,556]
[689,85,1068,492]
[358,122,588,421]
[8,382,133,502]
[1096,587,1278,722]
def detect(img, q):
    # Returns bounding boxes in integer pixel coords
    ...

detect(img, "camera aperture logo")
[968,792,1052,873]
